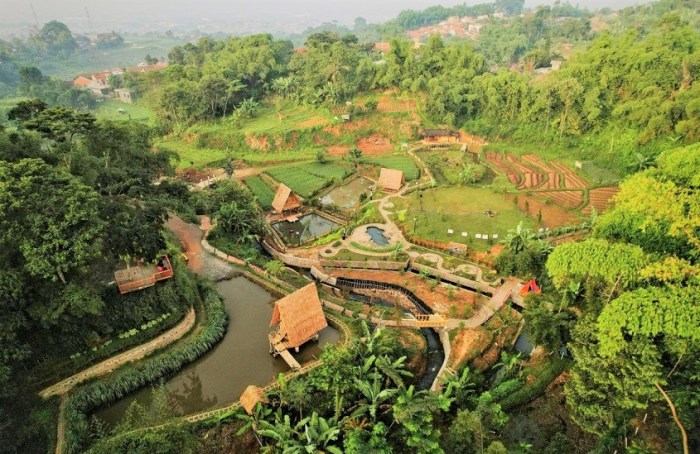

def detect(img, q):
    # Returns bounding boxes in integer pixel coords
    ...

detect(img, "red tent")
[519,279,541,296]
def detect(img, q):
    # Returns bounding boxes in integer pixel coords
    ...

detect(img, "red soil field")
[582,187,620,214]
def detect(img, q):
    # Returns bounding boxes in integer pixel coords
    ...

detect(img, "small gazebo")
[239,385,268,415]
[269,283,328,353]
[272,183,303,215]
[378,168,405,193]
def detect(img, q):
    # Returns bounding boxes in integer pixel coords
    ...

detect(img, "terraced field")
[583,187,620,214]
[537,190,585,210]
[484,151,621,218]
[265,162,353,198]
[364,154,420,181]
[244,176,275,208]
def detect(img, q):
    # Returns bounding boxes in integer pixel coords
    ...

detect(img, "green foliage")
[596,284,700,356]
[63,282,228,453]
[546,239,648,289]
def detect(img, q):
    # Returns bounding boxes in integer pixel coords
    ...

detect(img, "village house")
[114,88,134,103]
[421,129,460,147]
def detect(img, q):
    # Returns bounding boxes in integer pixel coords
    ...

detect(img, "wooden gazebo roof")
[272,183,302,213]
[378,168,405,192]
[270,283,327,349]
[239,385,268,415]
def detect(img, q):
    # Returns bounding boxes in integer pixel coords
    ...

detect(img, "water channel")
[95,276,340,427]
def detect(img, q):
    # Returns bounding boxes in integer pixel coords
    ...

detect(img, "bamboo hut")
[269,283,328,353]
[272,183,303,215]
[240,385,268,415]
[378,168,405,193]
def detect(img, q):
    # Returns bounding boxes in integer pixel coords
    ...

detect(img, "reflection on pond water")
[272,213,340,246]
[94,276,340,427]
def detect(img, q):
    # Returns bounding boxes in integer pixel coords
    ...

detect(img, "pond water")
[95,276,340,427]
[514,330,535,355]
[366,226,390,246]
[272,213,341,246]
[320,177,374,210]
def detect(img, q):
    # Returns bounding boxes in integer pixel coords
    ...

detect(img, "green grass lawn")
[95,100,154,122]
[364,154,420,181]
[398,187,535,250]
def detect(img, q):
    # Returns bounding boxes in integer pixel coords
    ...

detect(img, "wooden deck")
[268,328,303,370]
[114,256,174,294]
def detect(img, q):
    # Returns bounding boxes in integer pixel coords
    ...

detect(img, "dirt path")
[166,215,234,281]
[40,307,196,399]
[55,397,66,454]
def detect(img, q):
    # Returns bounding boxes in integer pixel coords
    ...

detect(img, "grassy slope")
[94,100,154,122]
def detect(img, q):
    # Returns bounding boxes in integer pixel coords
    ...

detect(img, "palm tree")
[632,153,656,172]
[494,351,522,379]
[349,376,397,423]
[503,221,535,253]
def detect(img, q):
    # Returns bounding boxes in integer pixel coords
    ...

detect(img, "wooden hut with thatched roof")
[272,183,303,215]
[269,283,327,357]
[378,168,405,193]
[240,385,268,415]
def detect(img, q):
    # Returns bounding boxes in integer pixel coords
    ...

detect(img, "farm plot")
[583,187,619,214]
[486,152,521,186]
[507,155,543,189]
[536,190,585,210]
[364,155,420,181]
[521,154,562,190]
[244,176,275,209]
[549,161,589,189]
[265,162,352,198]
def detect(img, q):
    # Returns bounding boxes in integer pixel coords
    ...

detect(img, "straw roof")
[270,283,328,349]
[378,168,404,192]
[239,385,267,415]
[272,183,303,213]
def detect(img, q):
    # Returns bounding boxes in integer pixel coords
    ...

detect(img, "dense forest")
[1,0,699,453]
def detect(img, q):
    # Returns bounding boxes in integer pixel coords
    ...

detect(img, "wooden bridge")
[268,326,302,370]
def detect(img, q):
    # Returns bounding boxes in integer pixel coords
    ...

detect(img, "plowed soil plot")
[507,156,542,189]
[486,152,521,186]
[377,98,417,112]
[358,135,393,155]
[521,154,561,190]
[506,194,579,228]
[538,190,585,210]
[583,187,620,214]
[549,161,589,189]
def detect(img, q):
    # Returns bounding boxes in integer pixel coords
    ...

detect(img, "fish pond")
[94,276,340,427]
[272,213,341,246]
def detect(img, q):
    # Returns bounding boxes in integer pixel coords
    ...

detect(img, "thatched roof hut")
[270,283,328,349]
[272,183,303,214]
[378,168,405,192]
[240,385,267,415]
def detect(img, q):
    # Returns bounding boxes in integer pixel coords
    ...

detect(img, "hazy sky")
[0,0,649,34]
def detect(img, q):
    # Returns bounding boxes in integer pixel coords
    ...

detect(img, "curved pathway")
[41,307,196,399]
